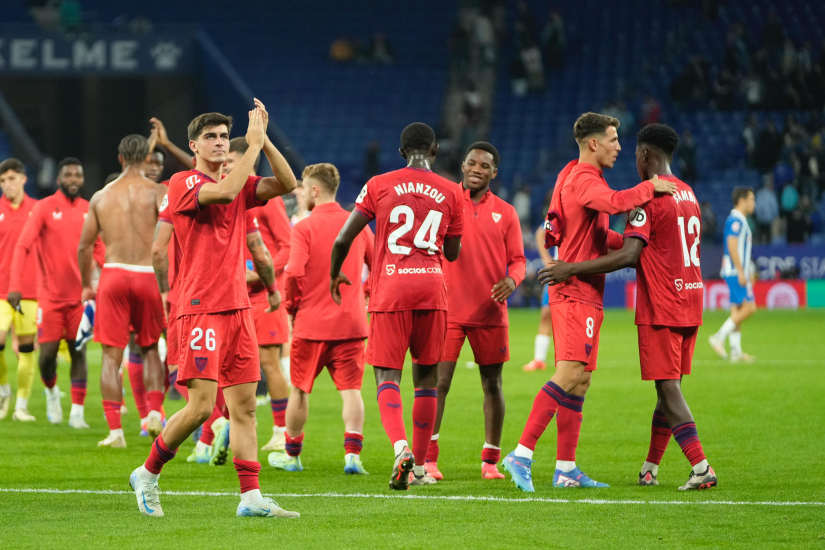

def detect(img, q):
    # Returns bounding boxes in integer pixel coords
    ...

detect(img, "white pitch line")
[1,488,822,507]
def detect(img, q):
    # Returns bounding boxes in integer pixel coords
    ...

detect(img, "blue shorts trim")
[541,285,549,307]
[725,277,754,305]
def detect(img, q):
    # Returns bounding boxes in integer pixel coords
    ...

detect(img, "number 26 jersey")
[354,167,463,312]
[623,175,703,327]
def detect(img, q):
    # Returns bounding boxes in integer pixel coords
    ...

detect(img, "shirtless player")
[78,135,167,447]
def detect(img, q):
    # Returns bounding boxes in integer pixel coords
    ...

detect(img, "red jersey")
[158,181,182,303]
[552,162,655,308]
[0,194,38,299]
[623,175,703,327]
[444,187,526,327]
[246,197,291,304]
[9,191,104,303]
[167,169,266,316]
[284,202,373,341]
[354,167,463,312]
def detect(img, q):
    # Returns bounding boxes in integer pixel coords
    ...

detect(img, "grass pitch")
[1,309,823,549]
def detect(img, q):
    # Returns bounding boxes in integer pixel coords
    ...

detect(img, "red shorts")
[440,323,510,364]
[638,325,698,380]
[290,336,365,393]
[166,299,179,366]
[550,298,603,371]
[251,300,289,346]
[94,265,165,348]
[176,309,259,388]
[366,310,447,369]
[36,300,82,343]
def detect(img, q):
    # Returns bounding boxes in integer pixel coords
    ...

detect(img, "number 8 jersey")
[623,175,703,327]
[354,167,464,312]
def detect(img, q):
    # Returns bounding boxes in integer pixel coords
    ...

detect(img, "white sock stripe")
[0,487,822,506]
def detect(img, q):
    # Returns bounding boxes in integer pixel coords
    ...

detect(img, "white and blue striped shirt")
[721,209,752,278]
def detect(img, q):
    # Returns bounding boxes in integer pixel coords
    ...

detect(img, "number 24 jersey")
[354,167,463,312]
[623,175,703,327]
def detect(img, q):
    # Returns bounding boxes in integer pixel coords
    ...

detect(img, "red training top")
[9,190,104,303]
[354,167,463,312]
[623,175,703,327]
[444,186,526,327]
[166,170,266,316]
[245,197,290,304]
[158,180,183,304]
[0,194,38,300]
[552,162,655,309]
[284,201,373,341]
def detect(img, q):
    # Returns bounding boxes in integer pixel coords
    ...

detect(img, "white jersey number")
[677,216,701,267]
[387,205,444,255]
[190,328,217,351]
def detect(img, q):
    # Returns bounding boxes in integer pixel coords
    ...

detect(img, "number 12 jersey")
[354,167,463,312]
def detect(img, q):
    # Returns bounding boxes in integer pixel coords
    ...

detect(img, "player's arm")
[330,210,369,305]
[247,230,280,312]
[283,225,310,316]
[577,176,675,215]
[443,237,461,262]
[608,229,625,250]
[198,110,265,206]
[493,211,527,303]
[252,99,297,200]
[7,204,43,309]
[245,263,260,284]
[152,221,173,308]
[150,117,194,169]
[535,224,553,264]
[78,195,102,301]
[539,237,644,285]
[726,234,747,286]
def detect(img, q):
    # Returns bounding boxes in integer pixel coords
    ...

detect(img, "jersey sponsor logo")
[675,279,703,291]
[159,195,169,212]
[492,212,501,223]
[355,183,368,204]
[52,211,62,220]
[673,189,697,205]
[629,207,647,227]
[396,267,442,275]
[392,181,446,204]
[195,357,208,372]
[185,174,200,189]
[386,264,396,276]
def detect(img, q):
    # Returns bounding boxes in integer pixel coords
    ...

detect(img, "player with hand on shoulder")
[425,142,526,481]
[130,101,299,519]
[0,159,39,422]
[330,123,463,490]
[78,135,167,448]
[268,163,373,475]
[541,124,717,490]
[709,187,757,363]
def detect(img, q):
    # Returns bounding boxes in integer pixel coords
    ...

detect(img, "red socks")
[376,381,407,446]
[481,446,501,464]
[672,422,706,467]
[42,374,57,389]
[103,400,122,430]
[518,380,566,451]
[556,393,584,462]
[426,436,439,463]
[233,458,261,493]
[144,434,177,474]
[200,405,224,445]
[70,379,86,405]
[412,388,437,465]
[271,398,288,428]
[285,432,304,457]
[127,354,149,418]
[147,390,164,414]
[647,409,672,465]
[344,432,363,455]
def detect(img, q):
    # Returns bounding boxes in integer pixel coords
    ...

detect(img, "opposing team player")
[130,104,299,518]
[502,113,675,492]
[709,187,756,363]
[522,224,554,372]
[8,158,104,428]
[0,159,38,421]
[426,142,525,481]
[330,122,463,490]
[78,135,167,448]
[541,123,717,490]
[225,136,292,453]
[269,163,372,474]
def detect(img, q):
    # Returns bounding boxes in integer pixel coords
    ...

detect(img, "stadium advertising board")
[625,280,809,310]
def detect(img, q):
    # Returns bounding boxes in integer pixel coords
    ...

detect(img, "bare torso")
[93,170,164,266]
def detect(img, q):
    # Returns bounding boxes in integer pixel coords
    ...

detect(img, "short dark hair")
[0,158,25,176]
[732,186,754,206]
[228,136,260,171]
[104,172,121,185]
[302,163,340,195]
[573,112,620,142]
[636,124,680,157]
[400,122,436,152]
[187,112,233,141]
[464,141,500,168]
[118,134,150,165]
[57,157,82,174]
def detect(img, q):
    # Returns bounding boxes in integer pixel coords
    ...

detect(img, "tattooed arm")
[247,231,280,312]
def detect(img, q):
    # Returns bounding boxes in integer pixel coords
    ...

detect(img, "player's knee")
[436,375,452,395]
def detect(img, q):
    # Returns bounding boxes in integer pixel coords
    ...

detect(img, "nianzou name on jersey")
[393,182,446,204]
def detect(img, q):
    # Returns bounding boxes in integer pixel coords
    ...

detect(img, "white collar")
[730,209,748,223]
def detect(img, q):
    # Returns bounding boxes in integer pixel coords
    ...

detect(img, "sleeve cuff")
[354,206,374,222]
[252,177,268,207]
[623,231,649,245]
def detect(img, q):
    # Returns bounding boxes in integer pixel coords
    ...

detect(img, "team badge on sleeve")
[731,220,741,233]
[159,195,169,212]
[629,207,647,227]
[355,183,368,204]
